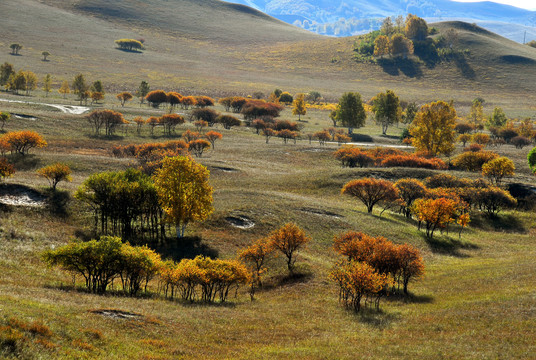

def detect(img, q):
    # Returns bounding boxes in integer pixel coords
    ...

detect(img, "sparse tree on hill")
[115,39,144,51]
[468,99,485,130]
[42,51,50,61]
[410,100,457,156]
[10,44,22,55]
[205,131,222,149]
[405,14,428,41]
[390,34,414,58]
[43,74,52,97]
[380,17,394,36]
[342,178,399,214]
[117,92,133,107]
[72,74,89,105]
[91,92,104,104]
[374,35,390,58]
[152,156,214,238]
[335,92,366,134]
[7,71,26,94]
[37,163,72,190]
[0,63,15,86]
[3,130,47,155]
[137,81,150,104]
[269,223,310,273]
[23,71,37,96]
[372,90,401,135]
[58,80,70,99]
[488,107,507,128]
[0,112,11,131]
[292,93,307,121]
[482,157,515,185]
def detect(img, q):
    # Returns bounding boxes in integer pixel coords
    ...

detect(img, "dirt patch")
[225,215,255,229]
[90,309,143,320]
[300,207,342,219]
[0,184,47,207]
[211,166,239,173]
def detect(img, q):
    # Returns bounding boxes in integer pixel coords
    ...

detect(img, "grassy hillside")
[1,0,536,106]
[0,94,535,359]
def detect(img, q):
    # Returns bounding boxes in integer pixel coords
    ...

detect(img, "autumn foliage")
[2,130,47,155]
[37,163,72,190]
[0,158,15,180]
[159,256,249,303]
[342,178,399,213]
[269,223,310,273]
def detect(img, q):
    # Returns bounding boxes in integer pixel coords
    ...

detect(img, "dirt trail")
[0,98,90,114]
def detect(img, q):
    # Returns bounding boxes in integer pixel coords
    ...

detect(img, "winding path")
[0,98,90,115]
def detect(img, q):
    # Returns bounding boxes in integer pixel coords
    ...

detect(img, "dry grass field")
[0,0,535,359]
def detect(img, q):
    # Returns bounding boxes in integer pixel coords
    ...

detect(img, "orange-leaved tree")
[412,197,459,238]
[116,92,133,107]
[205,131,222,149]
[269,223,310,273]
[152,156,214,238]
[0,158,15,180]
[37,163,72,190]
[239,237,274,287]
[394,178,428,218]
[188,139,211,157]
[342,178,399,213]
[330,261,390,312]
[2,130,47,155]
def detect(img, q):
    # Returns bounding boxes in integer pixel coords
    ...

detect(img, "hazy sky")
[453,0,536,10]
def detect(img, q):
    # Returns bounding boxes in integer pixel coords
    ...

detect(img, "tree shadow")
[469,213,527,234]
[44,189,70,218]
[6,154,42,170]
[115,48,143,54]
[452,53,475,79]
[413,39,440,69]
[377,58,423,78]
[350,133,374,142]
[352,307,399,329]
[384,292,434,304]
[152,236,219,262]
[422,232,479,257]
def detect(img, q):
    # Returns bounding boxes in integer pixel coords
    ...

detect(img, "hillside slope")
[227,0,536,41]
[1,0,535,104]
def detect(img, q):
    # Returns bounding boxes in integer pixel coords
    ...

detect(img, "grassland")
[1,0,536,104]
[0,0,535,358]
[0,90,535,359]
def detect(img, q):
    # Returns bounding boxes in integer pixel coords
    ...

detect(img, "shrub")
[380,154,447,170]
[425,173,473,189]
[2,130,47,155]
[37,163,72,190]
[241,100,283,121]
[216,115,241,129]
[194,96,215,108]
[314,130,331,145]
[191,108,219,126]
[160,256,249,303]
[145,90,168,107]
[342,178,399,213]
[412,197,461,238]
[498,128,519,143]
[464,143,484,152]
[334,147,374,168]
[330,261,390,312]
[511,136,531,149]
[473,187,517,216]
[277,129,298,144]
[269,223,310,273]
[455,122,474,134]
[482,157,515,185]
[278,92,293,104]
[528,147,536,174]
[239,237,274,287]
[471,133,490,146]
[451,150,499,171]
[395,178,428,217]
[0,158,15,180]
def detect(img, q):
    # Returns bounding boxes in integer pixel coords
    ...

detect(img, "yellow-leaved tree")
[292,93,307,121]
[410,100,457,156]
[153,156,214,238]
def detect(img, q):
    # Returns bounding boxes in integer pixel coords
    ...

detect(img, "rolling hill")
[0,0,535,106]
[226,0,536,41]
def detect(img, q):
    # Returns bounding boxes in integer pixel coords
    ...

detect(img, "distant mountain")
[224,0,536,42]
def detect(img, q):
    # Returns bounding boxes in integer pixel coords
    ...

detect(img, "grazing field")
[0,0,535,358]
[0,91,535,359]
